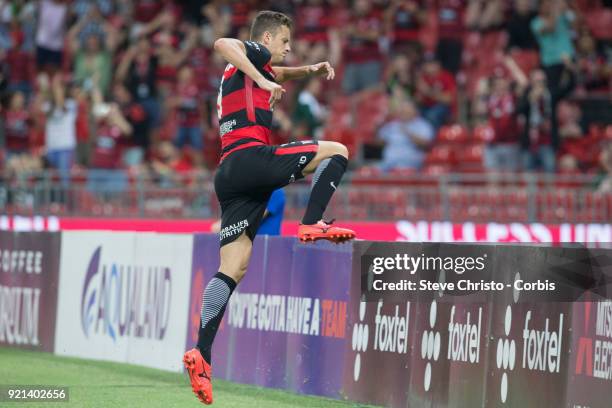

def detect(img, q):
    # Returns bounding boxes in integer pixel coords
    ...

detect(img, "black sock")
[196,272,237,364]
[301,154,348,225]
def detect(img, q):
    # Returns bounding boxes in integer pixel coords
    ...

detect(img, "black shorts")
[36,46,63,68]
[214,140,318,246]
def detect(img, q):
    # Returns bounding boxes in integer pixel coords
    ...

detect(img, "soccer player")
[183,11,355,405]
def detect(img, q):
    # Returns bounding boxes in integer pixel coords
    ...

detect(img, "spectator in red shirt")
[171,65,203,154]
[341,0,384,94]
[186,41,211,94]
[133,0,164,25]
[434,0,466,74]
[90,107,129,170]
[3,91,31,157]
[4,27,35,98]
[88,84,132,192]
[483,57,529,172]
[295,0,332,43]
[154,18,198,94]
[384,0,426,50]
[111,82,150,167]
[465,0,504,32]
[135,9,178,87]
[228,0,256,36]
[151,140,195,187]
[517,68,575,173]
[415,55,455,129]
[117,37,161,136]
[575,27,610,93]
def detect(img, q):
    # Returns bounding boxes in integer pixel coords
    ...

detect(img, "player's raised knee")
[334,142,349,160]
[319,141,348,160]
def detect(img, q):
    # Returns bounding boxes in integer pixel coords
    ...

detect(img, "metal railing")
[0,170,610,223]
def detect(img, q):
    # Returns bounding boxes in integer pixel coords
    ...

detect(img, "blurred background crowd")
[0,0,611,190]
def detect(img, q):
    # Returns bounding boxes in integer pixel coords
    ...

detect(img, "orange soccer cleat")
[183,348,213,405]
[298,220,356,243]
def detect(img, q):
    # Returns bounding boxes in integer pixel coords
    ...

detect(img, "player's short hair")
[250,11,293,41]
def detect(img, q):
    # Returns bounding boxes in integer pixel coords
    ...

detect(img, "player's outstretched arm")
[214,38,285,106]
[273,61,335,83]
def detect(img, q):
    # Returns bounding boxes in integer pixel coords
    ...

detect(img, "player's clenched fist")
[257,77,285,108]
[309,62,335,80]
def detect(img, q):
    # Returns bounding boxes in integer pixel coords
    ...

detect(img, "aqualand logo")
[81,247,172,342]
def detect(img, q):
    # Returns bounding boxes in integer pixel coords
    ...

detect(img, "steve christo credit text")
[369,254,556,292]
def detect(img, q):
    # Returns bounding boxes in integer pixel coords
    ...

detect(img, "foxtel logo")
[351,300,410,383]
[447,306,482,364]
[496,307,564,404]
[373,300,410,354]
[522,311,563,373]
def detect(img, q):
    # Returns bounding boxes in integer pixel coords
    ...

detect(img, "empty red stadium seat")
[437,125,469,144]
[426,144,456,165]
[472,125,495,143]
[324,128,359,158]
[462,143,484,163]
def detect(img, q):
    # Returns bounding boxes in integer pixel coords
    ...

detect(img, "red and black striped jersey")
[217,41,276,159]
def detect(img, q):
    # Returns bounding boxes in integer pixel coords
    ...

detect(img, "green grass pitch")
[0,348,375,407]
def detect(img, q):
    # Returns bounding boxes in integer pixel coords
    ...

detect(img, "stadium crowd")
[0,0,610,187]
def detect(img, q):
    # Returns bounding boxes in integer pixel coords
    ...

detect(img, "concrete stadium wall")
[0,231,610,407]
